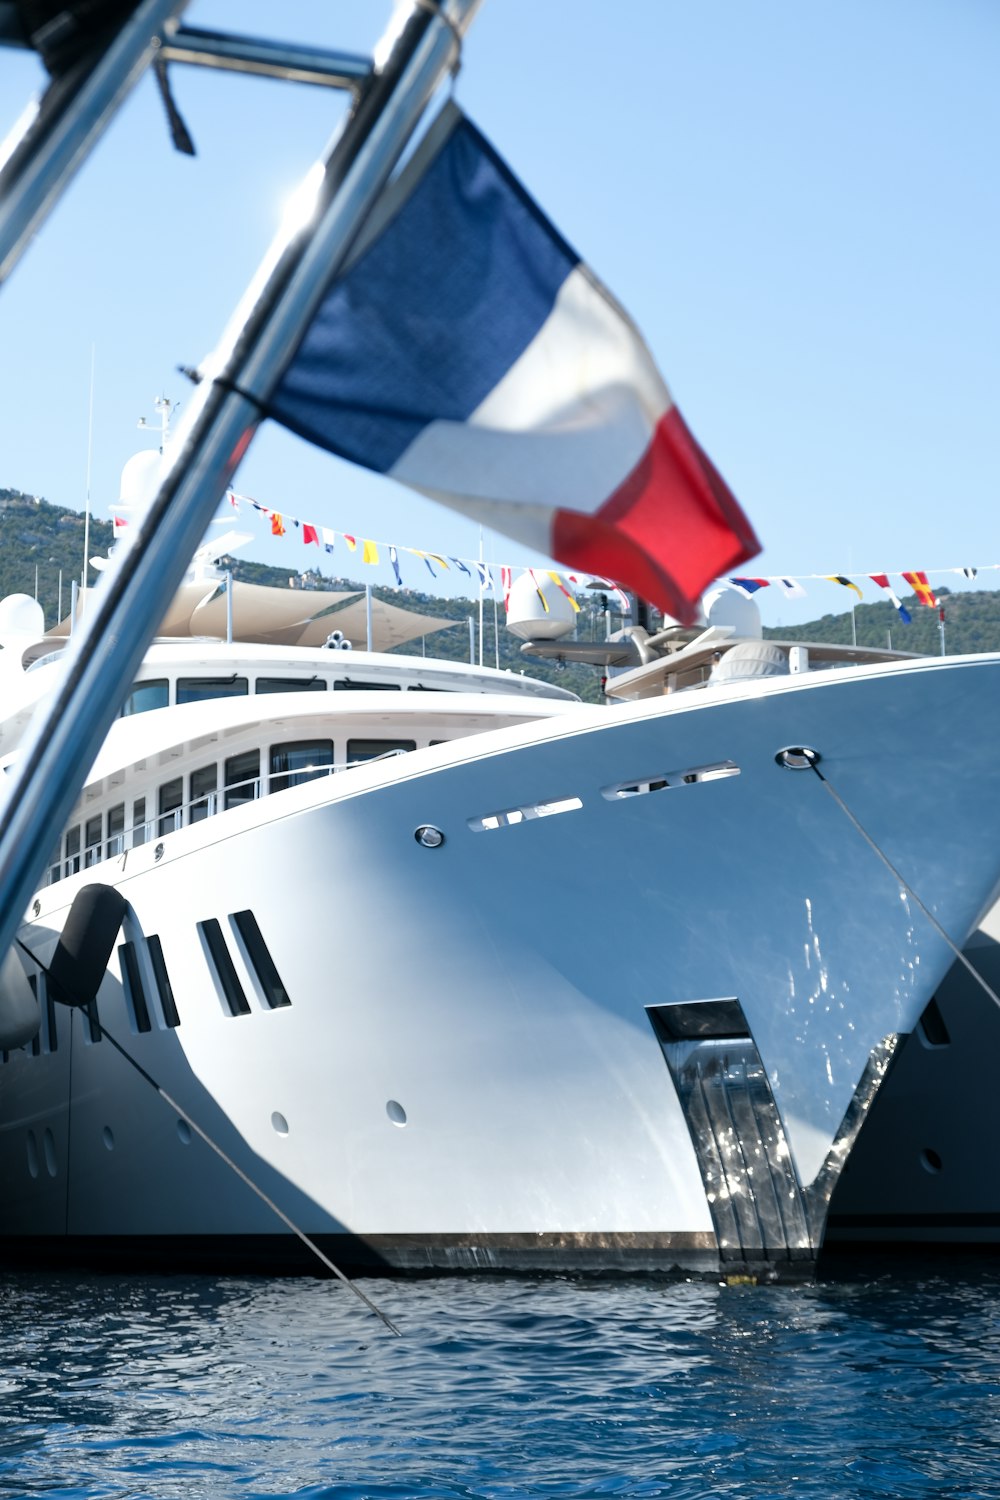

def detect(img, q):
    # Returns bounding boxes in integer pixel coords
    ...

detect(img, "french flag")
[270,103,760,623]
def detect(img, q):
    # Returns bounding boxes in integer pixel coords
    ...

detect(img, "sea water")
[1,1267,998,1498]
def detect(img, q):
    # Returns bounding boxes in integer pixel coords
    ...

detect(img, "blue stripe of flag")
[270,107,579,474]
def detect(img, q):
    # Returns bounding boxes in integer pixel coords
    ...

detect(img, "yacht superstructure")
[1,580,999,1276]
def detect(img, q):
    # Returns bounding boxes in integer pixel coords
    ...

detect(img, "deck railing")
[50,748,412,886]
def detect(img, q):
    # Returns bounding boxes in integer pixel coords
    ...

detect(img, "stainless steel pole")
[0,0,483,964]
[0,0,190,286]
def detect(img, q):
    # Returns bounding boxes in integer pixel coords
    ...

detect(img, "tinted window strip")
[199,918,251,1017]
[84,999,101,1044]
[232,911,292,1009]
[118,941,152,1034]
[27,974,40,1056]
[46,987,58,1053]
[147,935,180,1028]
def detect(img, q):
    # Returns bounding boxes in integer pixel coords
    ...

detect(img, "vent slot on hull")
[198,919,251,1017]
[231,911,291,1010]
[148,935,180,1028]
[118,941,152,1034]
[602,762,739,801]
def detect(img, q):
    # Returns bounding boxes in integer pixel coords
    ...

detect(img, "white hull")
[4,653,1000,1274]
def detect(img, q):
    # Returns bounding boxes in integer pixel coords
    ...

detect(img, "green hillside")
[0,489,113,615]
[762,585,998,656]
[4,487,996,691]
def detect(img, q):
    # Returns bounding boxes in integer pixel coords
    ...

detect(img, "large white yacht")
[1,565,999,1277]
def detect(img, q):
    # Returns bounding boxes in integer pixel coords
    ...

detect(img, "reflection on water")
[0,1267,998,1497]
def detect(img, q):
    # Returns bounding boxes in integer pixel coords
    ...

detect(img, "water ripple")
[0,1269,997,1497]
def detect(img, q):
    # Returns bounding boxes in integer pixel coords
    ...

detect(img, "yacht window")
[158,778,183,835]
[333,678,401,691]
[131,797,147,848]
[269,739,334,793]
[120,679,168,717]
[119,942,152,1034]
[198,918,251,1017]
[347,738,416,765]
[41,984,57,1054]
[189,764,218,823]
[177,676,248,705]
[84,998,102,1045]
[232,910,291,1009]
[256,676,327,694]
[47,843,61,886]
[225,750,260,810]
[106,803,125,858]
[83,815,102,868]
[65,825,81,877]
[148,935,180,1028]
[29,975,40,1056]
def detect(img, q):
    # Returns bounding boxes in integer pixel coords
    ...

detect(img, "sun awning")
[52,579,456,651]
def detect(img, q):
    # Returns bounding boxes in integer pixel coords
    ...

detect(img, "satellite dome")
[119,449,162,509]
[506,571,578,641]
[711,641,789,685]
[703,587,763,640]
[0,594,45,639]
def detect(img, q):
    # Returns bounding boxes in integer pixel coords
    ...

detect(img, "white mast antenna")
[137,394,176,453]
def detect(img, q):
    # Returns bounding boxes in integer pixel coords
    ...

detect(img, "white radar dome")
[703,587,763,640]
[506,571,578,641]
[0,594,45,639]
[119,449,162,509]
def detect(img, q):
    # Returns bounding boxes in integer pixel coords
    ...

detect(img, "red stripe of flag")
[551,407,759,626]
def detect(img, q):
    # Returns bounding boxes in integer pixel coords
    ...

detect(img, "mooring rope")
[94,1021,402,1335]
[808,761,1000,1014]
[15,931,400,1336]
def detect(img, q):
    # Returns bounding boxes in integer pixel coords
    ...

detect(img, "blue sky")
[0,0,997,629]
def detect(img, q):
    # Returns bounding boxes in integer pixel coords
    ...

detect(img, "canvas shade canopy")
[51,579,457,651]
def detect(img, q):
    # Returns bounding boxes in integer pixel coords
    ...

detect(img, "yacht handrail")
[51,747,412,885]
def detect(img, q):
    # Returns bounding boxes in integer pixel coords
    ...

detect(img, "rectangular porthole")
[468,795,582,833]
[83,815,102,868]
[225,750,260,811]
[231,911,291,1009]
[44,983,58,1054]
[118,942,152,1034]
[83,999,102,1045]
[346,737,415,766]
[158,778,183,835]
[131,797,147,849]
[198,919,251,1017]
[269,739,334,793]
[30,972,58,1055]
[27,975,40,1056]
[106,803,125,859]
[601,761,740,800]
[147,935,180,1028]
